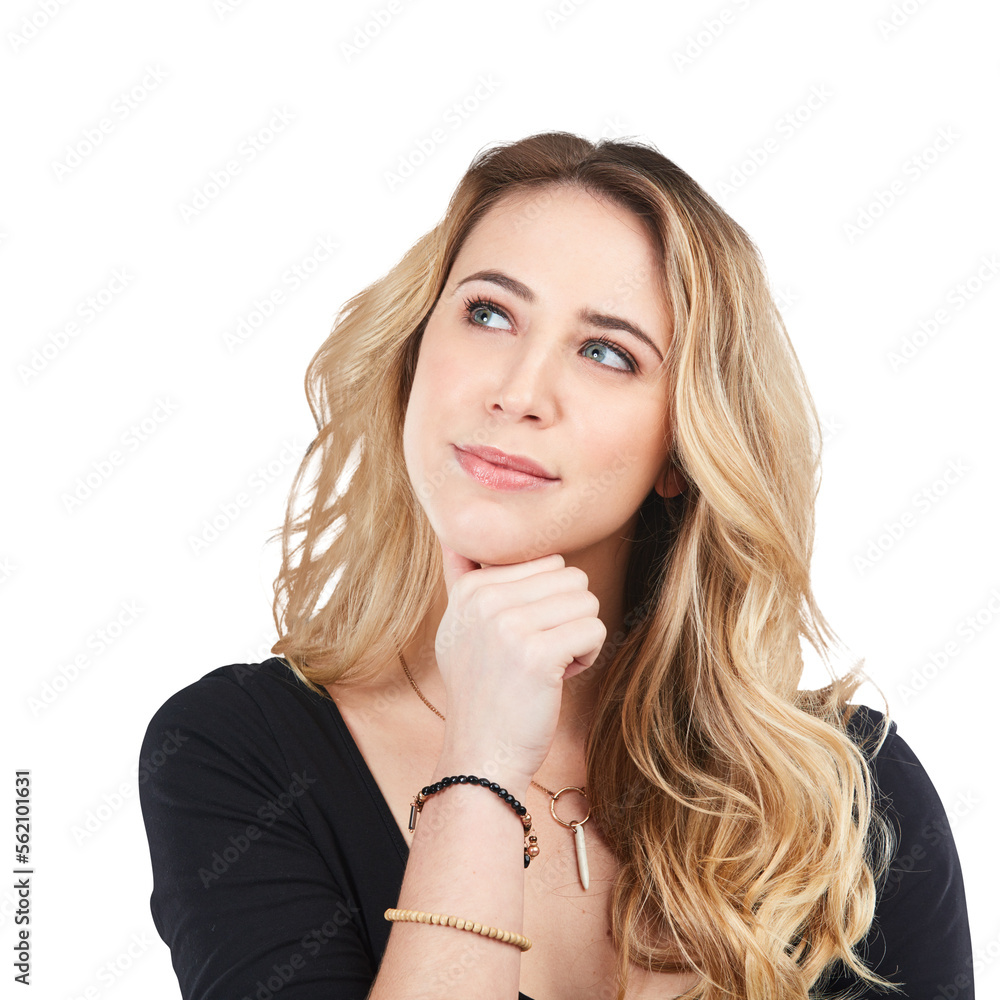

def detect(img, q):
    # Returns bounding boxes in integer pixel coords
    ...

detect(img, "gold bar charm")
[573,821,590,890]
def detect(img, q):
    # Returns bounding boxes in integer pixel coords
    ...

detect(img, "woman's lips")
[453,446,559,492]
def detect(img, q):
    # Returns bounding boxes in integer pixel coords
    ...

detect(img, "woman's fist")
[433,539,606,789]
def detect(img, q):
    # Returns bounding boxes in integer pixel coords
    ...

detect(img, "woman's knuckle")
[495,605,517,631]
[468,584,492,616]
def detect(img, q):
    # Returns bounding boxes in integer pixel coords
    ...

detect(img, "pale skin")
[399,182,685,758]
[326,183,697,998]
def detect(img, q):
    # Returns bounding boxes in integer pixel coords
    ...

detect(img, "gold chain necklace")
[398,651,592,891]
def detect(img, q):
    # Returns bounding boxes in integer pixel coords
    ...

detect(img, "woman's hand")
[433,539,607,790]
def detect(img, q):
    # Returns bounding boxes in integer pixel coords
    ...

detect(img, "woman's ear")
[654,463,687,499]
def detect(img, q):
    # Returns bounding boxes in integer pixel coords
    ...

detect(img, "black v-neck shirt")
[138,657,974,999]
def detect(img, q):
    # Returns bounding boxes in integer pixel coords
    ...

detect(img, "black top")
[138,657,975,999]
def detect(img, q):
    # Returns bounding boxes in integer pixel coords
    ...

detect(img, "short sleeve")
[819,721,975,998]
[137,673,375,1000]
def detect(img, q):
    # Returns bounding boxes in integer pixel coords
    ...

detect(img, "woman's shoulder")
[151,654,325,708]
[841,704,970,917]
[841,702,898,759]
[824,715,975,993]
[840,703,947,819]
[837,704,968,888]
[840,704,949,810]
[140,656,332,763]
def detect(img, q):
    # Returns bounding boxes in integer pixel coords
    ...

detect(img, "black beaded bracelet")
[408,774,539,868]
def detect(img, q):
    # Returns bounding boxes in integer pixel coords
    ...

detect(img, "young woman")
[139,131,974,999]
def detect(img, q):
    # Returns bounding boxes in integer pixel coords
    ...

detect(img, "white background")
[3,0,998,996]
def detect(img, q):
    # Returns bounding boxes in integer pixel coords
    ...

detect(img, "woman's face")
[403,182,680,569]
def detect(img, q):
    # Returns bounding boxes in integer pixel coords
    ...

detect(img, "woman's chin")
[438,530,559,568]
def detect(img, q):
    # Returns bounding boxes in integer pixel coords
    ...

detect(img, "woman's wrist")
[431,751,531,803]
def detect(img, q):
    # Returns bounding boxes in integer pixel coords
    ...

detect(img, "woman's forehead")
[451,187,672,341]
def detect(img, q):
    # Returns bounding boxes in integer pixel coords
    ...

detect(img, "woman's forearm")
[366,755,531,1000]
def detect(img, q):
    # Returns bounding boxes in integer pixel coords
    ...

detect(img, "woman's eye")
[583,338,636,373]
[462,297,637,374]
[464,298,511,329]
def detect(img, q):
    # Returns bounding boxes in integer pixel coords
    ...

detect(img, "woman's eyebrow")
[455,269,664,362]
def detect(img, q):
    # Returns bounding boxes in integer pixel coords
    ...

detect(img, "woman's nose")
[487,331,560,423]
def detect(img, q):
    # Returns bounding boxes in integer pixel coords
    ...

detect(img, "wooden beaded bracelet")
[408,774,539,868]
[384,907,532,951]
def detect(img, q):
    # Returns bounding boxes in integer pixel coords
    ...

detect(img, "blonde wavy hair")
[269,131,897,999]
